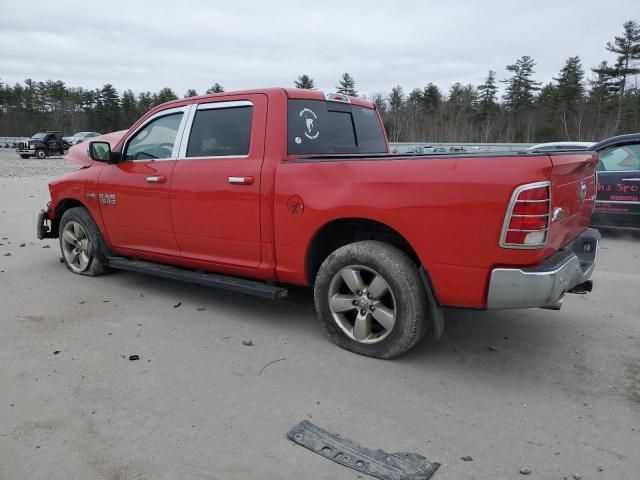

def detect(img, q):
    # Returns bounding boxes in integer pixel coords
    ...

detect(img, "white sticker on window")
[299,108,320,140]
[295,136,302,144]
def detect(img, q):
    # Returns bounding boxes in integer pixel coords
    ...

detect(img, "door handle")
[621,178,640,182]
[228,176,254,185]
[146,175,166,183]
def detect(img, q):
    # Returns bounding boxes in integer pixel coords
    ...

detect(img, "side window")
[186,106,252,157]
[124,113,183,161]
[599,145,640,171]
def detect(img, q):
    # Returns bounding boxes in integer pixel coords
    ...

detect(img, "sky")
[0,0,637,98]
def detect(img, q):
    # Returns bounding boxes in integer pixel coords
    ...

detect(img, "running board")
[107,257,288,299]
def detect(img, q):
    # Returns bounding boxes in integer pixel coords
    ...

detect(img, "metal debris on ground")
[173,302,182,308]
[242,340,253,347]
[53,350,60,355]
[129,355,140,361]
[287,420,440,480]
[460,456,473,461]
[520,467,532,475]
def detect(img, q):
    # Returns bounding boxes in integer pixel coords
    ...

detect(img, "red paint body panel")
[45,88,598,309]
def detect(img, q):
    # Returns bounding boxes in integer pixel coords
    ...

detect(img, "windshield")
[32,132,47,140]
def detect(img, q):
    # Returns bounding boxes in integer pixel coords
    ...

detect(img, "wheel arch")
[305,217,421,285]
[51,198,89,237]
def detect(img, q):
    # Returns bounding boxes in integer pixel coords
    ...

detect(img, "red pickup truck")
[37,88,600,358]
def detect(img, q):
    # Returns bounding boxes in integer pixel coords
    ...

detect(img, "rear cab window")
[287,99,387,155]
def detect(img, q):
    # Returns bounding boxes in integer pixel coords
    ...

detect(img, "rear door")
[594,143,640,228]
[170,95,267,269]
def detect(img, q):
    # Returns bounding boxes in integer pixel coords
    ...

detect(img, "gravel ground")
[0,149,78,178]
[0,149,639,479]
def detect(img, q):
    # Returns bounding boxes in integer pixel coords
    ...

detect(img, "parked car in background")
[526,141,594,153]
[63,131,102,146]
[16,131,70,159]
[589,133,640,231]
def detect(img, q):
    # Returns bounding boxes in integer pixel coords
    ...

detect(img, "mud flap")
[419,267,445,340]
[287,420,440,480]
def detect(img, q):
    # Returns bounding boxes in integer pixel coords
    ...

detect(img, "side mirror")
[88,141,113,162]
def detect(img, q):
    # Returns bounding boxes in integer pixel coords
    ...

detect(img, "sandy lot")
[0,149,639,480]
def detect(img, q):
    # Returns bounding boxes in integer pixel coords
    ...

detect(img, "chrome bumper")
[486,228,600,309]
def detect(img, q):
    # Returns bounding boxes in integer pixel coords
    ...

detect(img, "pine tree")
[336,73,357,96]
[206,83,225,94]
[477,71,499,142]
[184,89,198,97]
[502,56,542,111]
[156,88,178,104]
[95,84,120,132]
[554,56,586,139]
[387,85,404,141]
[421,83,442,113]
[121,89,138,128]
[294,75,315,89]
[604,20,640,130]
[478,71,498,113]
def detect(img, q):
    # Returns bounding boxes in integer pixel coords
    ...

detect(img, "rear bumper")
[486,228,600,309]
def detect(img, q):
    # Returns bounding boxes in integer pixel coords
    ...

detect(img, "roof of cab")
[148,87,375,114]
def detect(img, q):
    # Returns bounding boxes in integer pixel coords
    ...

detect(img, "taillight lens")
[500,182,550,248]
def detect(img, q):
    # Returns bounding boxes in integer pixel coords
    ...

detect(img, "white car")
[526,141,595,153]
[62,131,102,146]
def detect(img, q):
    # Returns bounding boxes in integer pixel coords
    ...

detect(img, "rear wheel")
[35,149,46,159]
[59,207,110,276]
[314,240,429,359]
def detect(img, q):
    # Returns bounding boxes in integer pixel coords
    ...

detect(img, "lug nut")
[357,291,362,296]
[360,309,366,316]
[367,293,372,299]
[352,300,358,306]
[370,305,375,311]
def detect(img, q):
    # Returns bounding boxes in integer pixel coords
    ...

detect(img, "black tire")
[58,207,111,277]
[314,240,429,359]
[35,149,46,159]
[19,154,30,159]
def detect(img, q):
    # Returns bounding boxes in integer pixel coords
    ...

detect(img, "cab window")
[186,106,252,157]
[124,113,183,161]
[598,144,640,171]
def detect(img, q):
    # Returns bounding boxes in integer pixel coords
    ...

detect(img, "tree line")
[0,20,638,143]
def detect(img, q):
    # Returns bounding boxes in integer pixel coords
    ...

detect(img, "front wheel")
[314,240,429,359]
[59,207,111,276]
[35,149,46,159]
[19,154,30,159]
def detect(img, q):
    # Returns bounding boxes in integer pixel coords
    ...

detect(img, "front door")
[594,143,640,229]
[98,107,188,257]
[170,95,267,269]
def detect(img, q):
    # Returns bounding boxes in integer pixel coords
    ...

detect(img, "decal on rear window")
[300,108,320,140]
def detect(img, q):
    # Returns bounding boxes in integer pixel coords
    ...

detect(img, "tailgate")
[547,152,598,249]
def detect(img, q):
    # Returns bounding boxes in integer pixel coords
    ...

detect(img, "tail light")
[500,181,550,248]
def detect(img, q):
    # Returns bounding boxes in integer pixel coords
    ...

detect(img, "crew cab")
[17,131,69,159]
[36,88,600,358]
